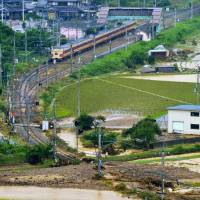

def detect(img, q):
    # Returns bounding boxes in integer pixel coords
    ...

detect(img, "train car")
[51,21,137,61]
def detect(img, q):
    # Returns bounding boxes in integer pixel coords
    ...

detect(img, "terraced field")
[54,74,196,118]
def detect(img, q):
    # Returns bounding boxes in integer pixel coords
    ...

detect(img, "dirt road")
[0,186,129,200]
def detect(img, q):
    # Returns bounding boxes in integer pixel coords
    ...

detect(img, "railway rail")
[12,21,145,162]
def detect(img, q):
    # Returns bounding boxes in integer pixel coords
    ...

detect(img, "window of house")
[191,124,200,130]
[191,112,199,117]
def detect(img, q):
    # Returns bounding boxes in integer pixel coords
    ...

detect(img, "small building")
[148,45,169,59]
[168,105,200,134]
[155,65,176,73]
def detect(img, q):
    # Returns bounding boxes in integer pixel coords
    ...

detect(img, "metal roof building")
[168,104,200,134]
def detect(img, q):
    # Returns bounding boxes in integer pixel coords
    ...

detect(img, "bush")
[115,183,127,192]
[26,144,53,164]
[81,130,117,148]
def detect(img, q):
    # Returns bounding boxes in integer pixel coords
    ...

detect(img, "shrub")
[114,183,127,192]
[81,130,117,148]
[26,144,53,164]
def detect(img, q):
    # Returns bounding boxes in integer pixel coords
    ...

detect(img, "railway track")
[13,21,144,163]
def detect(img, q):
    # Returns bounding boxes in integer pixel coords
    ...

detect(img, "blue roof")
[168,105,200,111]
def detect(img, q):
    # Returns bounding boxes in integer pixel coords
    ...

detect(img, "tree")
[127,118,161,149]
[74,114,95,132]
[147,55,155,64]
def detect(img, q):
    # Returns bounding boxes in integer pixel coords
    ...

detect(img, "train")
[51,21,138,61]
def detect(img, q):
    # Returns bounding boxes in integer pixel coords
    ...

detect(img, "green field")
[54,74,196,118]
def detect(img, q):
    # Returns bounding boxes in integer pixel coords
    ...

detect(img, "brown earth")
[0,162,200,199]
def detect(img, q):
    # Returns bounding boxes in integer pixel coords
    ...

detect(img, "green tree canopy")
[125,118,161,149]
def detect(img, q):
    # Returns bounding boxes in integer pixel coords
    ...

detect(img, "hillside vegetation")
[72,17,200,78]
[0,22,53,80]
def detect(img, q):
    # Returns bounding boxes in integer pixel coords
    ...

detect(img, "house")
[148,45,169,59]
[168,105,200,134]
[47,0,96,20]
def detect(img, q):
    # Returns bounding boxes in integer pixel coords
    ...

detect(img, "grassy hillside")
[72,16,200,78]
[52,74,196,118]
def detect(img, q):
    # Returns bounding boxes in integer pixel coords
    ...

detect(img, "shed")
[148,45,169,59]
[155,65,176,73]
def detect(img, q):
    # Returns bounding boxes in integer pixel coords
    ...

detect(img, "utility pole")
[93,35,96,60]
[190,0,193,19]
[75,51,81,153]
[97,125,102,177]
[143,0,146,7]
[25,30,28,63]
[161,142,165,200]
[109,36,112,53]
[1,0,3,23]
[105,0,108,7]
[13,32,16,78]
[117,0,120,7]
[26,98,31,143]
[53,101,57,163]
[125,22,128,51]
[195,66,200,105]
[70,44,73,74]
[0,44,2,88]
[57,19,60,47]
[45,60,48,87]
[77,51,81,118]
[154,0,157,7]
[174,8,177,27]
[22,0,25,22]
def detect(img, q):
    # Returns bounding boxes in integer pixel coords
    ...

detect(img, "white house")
[168,105,200,134]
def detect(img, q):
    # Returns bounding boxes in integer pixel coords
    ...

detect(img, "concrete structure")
[148,45,169,59]
[97,7,163,32]
[155,65,176,73]
[168,105,200,134]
